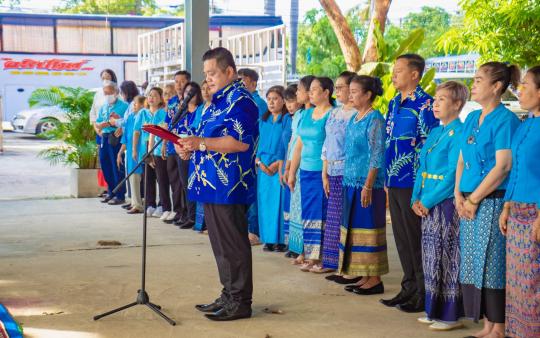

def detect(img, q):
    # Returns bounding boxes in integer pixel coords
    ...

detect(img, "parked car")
[11,106,67,134]
[460,90,528,122]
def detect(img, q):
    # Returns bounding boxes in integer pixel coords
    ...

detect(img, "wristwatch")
[198,138,207,152]
[256,160,262,167]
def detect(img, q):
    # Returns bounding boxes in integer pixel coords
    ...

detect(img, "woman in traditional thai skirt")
[316,71,357,275]
[338,75,388,295]
[256,86,290,252]
[288,77,333,271]
[280,84,301,257]
[411,81,469,331]
[285,75,315,263]
[455,62,521,338]
[499,65,540,338]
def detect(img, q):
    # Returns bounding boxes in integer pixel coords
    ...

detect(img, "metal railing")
[138,23,185,72]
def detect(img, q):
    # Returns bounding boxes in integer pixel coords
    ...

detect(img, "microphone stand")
[93,103,193,326]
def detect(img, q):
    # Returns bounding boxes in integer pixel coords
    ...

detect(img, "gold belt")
[421,172,444,188]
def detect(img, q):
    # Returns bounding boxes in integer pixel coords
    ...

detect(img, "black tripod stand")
[93,137,175,326]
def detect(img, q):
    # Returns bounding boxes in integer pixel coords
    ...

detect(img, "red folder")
[142,125,189,143]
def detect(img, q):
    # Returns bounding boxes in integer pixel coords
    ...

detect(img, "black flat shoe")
[121,203,131,209]
[263,244,275,252]
[195,301,223,313]
[284,251,299,258]
[107,198,125,205]
[325,274,341,281]
[274,244,287,252]
[333,276,363,285]
[100,196,112,203]
[380,292,411,307]
[178,220,195,229]
[396,297,424,313]
[352,282,384,295]
[205,308,251,321]
[345,285,361,293]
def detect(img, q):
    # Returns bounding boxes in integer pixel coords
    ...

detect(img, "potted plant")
[29,86,99,198]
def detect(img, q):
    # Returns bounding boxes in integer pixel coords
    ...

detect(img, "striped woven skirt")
[460,196,506,323]
[288,171,303,254]
[338,186,388,276]
[300,169,328,260]
[422,198,463,322]
[321,175,343,270]
[282,185,291,243]
[506,202,540,338]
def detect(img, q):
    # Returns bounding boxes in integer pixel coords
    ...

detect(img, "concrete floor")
[0,132,480,338]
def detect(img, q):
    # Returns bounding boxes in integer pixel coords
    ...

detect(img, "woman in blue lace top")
[339,75,388,296]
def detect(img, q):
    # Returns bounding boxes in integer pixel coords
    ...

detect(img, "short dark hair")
[119,80,139,104]
[479,61,521,96]
[284,84,298,101]
[397,54,426,78]
[350,75,383,102]
[202,47,237,73]
[100,69,117,84]
[183,81,203,107]
[238,68,259,82]
[174,70,191,81]
[338,71,356,85]
[298,75,316,91]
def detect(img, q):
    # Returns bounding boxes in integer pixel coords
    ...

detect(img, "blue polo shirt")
[505,117,539,205]
[385,86,438,188]
[412,119,463,209]
[96,99,129,134]
[459,103,520,193]
[165,96,181,156]
[188,80,259,205]
[151,108,168,156]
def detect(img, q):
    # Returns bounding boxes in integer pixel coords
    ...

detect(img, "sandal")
[309,265,335,274]
[300,262,314,272]
[291,255,304,265]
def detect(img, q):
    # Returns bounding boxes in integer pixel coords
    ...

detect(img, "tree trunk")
[319,0,362,72]
[362,0,392,63]
[290,0,299,74]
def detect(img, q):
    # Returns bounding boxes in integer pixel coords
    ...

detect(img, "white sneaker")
[160,211,171,221]
[428,321,463,331]
[146,206,156,216]
[165,211,177,221]
[417,317,434,324]
[152,206,163,218]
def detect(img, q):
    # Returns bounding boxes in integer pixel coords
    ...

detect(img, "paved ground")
[0,133,481,337]
[0,132,71,200]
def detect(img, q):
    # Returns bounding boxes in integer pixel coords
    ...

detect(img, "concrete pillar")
[185,0,209,83]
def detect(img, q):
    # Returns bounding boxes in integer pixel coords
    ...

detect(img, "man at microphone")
[175,47,258,321]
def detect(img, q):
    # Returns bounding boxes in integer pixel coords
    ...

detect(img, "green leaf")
[389,28,425,61]
[372,19,388,61]
[420,67,436,88]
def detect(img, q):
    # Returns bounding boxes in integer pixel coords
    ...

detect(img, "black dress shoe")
[274,244,287,252]
[121,203,131,209]
[396,296,424,313]
[195,301,224,313]
[352,282,384,295]
[100,196,112,203]
[204,307,252,321]
[380,292,411,307]
[179,220,195,229]
[333,276,363,285]
[263,244,275,252]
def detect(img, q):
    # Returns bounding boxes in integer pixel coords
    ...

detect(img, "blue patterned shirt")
[385,85,438,188]
[188,80,259,205]
[164,96,181,155]
[321,106,357,176]
[343,110,386,189]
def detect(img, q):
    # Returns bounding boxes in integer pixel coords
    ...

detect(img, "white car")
[11,106,67,134]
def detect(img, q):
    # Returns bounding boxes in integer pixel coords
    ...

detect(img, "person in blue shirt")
[455,62,521,338]
[161,70,191,225]
[255,86,290,252]
[499,66,540,338]
[116,95,145,214]
[338,75,387,296]
[94,80,129,205]
[381,54,439,312]
[411,81,469,331]
[288,77,333,273]
[173,82,204,230]
[175,47,258,321]
[284,76,316,263]
[238,68,266,245]
[319,71,357,275]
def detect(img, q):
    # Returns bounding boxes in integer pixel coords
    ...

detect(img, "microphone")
[170,87,198,127]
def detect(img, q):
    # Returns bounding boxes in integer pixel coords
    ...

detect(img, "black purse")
[107,131,120,147]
